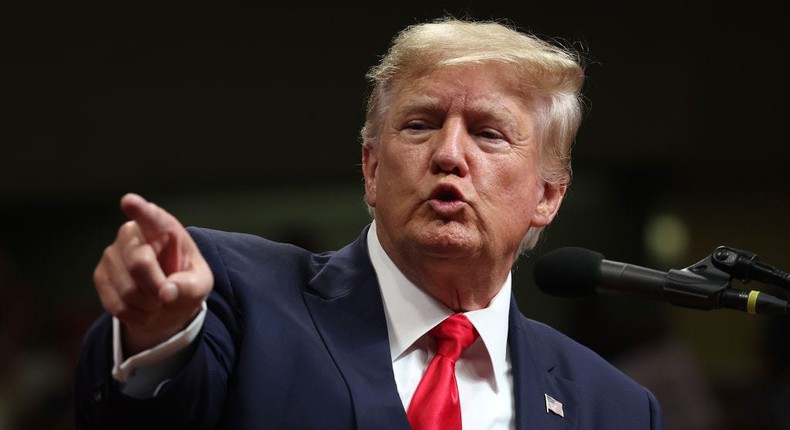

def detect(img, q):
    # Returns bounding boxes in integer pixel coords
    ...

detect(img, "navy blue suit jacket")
[75,225,665,429]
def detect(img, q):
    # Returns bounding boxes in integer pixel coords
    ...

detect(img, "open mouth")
[429,184,463,202]
[427,184,466,215]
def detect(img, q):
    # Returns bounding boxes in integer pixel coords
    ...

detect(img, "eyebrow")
[395,95,446,116]
[466,98,521,132]
[396,95,519,124]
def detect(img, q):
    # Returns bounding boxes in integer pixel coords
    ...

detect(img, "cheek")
[381,145,426,180]
[488,174,542,217]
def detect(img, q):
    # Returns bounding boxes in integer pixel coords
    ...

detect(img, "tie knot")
[430,314,478,361]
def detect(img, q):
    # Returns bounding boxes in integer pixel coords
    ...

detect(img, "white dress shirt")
[367,223,515,430]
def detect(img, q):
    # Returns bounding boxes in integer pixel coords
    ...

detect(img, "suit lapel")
[510,296,579,430]
[302,227,411,430]
[302,228,582,430]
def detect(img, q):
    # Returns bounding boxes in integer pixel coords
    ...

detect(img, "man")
[75,17,665,429]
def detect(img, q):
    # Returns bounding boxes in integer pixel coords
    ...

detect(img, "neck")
[370,221,516,311]
[390,251,511,312]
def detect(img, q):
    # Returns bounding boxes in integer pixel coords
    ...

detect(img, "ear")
[531,182,566,227]
[362,143,378,208]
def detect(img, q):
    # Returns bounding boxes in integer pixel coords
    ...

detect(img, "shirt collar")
[366,222,511,391]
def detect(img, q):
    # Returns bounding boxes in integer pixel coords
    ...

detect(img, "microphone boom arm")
[663,254,732,310]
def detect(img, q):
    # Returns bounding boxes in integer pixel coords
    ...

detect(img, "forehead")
[426,62,518,86]
[391,63,529,112]
[387,63,537,128]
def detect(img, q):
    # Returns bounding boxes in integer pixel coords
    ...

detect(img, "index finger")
[119,193,183,244]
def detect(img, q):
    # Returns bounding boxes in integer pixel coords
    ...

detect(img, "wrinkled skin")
[362,63,566,311]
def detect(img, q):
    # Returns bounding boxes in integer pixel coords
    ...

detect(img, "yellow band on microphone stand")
[747,290,760,314]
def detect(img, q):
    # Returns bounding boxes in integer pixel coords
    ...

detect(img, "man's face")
[363,63,565,267]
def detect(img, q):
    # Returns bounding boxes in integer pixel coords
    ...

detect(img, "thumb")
[160,261,214,306]
[158,282,180,304]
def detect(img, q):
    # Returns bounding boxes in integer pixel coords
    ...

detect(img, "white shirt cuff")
[112,301,207,384]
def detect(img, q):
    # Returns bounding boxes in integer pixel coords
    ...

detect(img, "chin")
[413,222,480,257]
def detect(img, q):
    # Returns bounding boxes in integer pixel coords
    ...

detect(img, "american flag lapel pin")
[544,393,564,417]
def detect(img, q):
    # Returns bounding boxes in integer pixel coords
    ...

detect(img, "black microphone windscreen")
[533,247,604,297]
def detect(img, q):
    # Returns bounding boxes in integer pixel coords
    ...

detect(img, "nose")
[430,119,469,176]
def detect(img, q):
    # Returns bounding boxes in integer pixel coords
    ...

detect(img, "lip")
[427,183,467,215]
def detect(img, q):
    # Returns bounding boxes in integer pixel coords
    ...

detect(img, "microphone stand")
[666,251,789,315]
[711,246,790,290]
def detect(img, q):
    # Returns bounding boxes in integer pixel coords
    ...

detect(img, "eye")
[404,120,432,131]
[478,129,504,140]
[476,128,510,151]
[400,120,436,141]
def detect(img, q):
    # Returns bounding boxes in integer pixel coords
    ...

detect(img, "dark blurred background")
[1,1,788,429]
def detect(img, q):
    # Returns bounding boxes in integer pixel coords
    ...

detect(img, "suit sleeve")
[646,387,667,430]
[74,228,240,430]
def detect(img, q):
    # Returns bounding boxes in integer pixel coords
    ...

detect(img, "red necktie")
[407,313,479,430]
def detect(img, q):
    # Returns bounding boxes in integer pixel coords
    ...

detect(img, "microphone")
[533,247,789,315]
